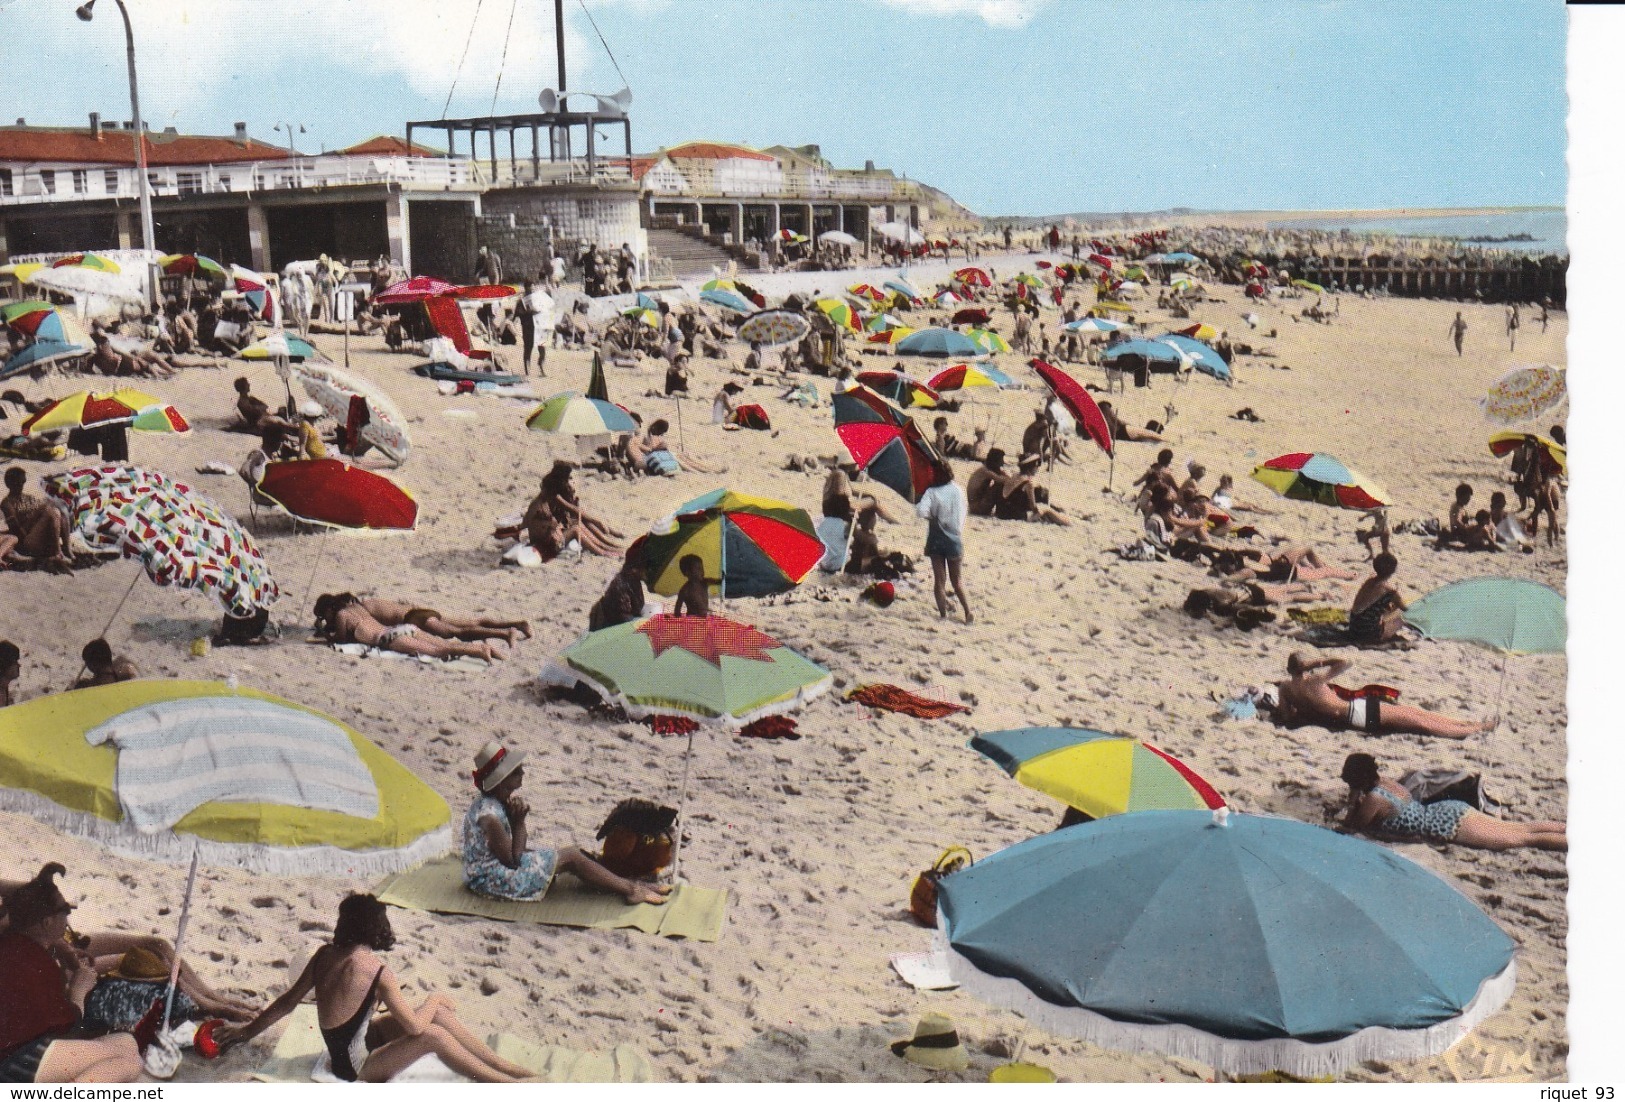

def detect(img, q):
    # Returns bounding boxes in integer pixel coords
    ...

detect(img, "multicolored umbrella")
[953,267,992,287]
[541,614,831,728]
[1156,334,1231,381]
[3,301,89,346]
[256,460,419,532]
[1177,322,1220,341]
[865,312,906,333]
[936,810,1517,1077]
[239,332,323,362]
[700,288,754,314]
[895,327,984,358]
[884,278,923,302]
[831,384,942,503]
[969,728,1226,819]
[736,308,810,349]
[813,299,862,332]
[927,363,1013,391]
[44,465,279,616]
[1062,316,1125,334]
[866,326,917,346]
[622,306,661,329]
[21,389,189,436]
[1481,365,1565,425]
[1011,273,1045,288]
[1251,452,1392,510]
[641,488,824,599]
[525,392,637,435]
[1031,360,1112,458]
[158,254,228,281]
[52,252,122,274]
[3,300,63,336]
[774,228,809,244]
[933,289,965,306]
[1403,577,1565,657]
[847,283,891,303]
[229,265,276,323]
[965,328,1010,354]
[292,362,411,465]
[1487,431,1566,476]
[855,370,940,409]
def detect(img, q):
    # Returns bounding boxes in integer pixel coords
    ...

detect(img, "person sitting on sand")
[357,598,530,648]
[215,893,537,1082]
[588,546,648,632]
[712,381,744,425]
[1355,505,1392,559]
[73,639,137,689]
[672,554,711,618]
[1348,552,1407,644]
[1433,483,1475,550]
[1461,509,1500,552]
[845,498,910,578]
[1146,484,1208,546]
[998,454,1073,525]
[966,449,1012,517]
[230,377,295,436]
[2,467,74,574]
[1133,449,1178,512]
[463,743,671,908]
[313,594,505,662]
[1338,752,1565,851]
[1489,491,1533,553]
[0,864,142,1084]
[1097,400,1166,444]
[1263,653,1491,738]
[532,460,624,557]
[1021,406,1069,466]
[0,641,17,706]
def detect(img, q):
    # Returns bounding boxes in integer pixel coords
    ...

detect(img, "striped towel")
[86,697,379,832]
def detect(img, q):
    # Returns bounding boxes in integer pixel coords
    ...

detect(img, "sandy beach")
[0,252,1567,1083]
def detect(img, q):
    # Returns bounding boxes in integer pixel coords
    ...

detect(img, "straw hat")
[472,740,525,794]
[109,946,168,981]
[890,1011,969,1072]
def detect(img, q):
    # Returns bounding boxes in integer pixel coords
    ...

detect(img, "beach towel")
[1286,606,1348,625]
[845,684,970,719]
[643,449,681,476]
[251,1004,657,1084]
[1292,623,1417,651]
[816,516,850,573]
[375,857,727,942]
[326,641,491,670]
[84,696,379,832]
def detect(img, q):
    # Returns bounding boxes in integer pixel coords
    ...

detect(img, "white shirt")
[551,257,566,282]
[1495,513,1530,548]
[916,482,967,541]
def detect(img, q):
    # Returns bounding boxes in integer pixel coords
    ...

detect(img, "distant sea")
[1264,209,1566,255]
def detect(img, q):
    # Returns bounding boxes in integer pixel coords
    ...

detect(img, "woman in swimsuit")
[1348,552,1406,643]
[313,594,504,662]
[216,894,535,1082]
[533,462,624,557]
[1339,753,1566,852]
[358,597,529,649]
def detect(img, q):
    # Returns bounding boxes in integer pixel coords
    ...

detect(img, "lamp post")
[76,0,157,308]
[273,122,306,187]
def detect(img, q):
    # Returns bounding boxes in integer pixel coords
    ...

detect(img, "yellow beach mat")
[375,857,728,942]
[251,1004,658,1083]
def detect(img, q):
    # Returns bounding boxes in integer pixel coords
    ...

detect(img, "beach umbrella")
[773,228,809,244]
[819,230,859,247]
[831,384,943,503]
[866,325,917,346]
[158,254,228,281]
[1168,276,1194,293]
[525,392,637,435]
[44,465,279,617]
[813,299,862,332]
[1092,300,1133,316]
[846,283,891,303]
[0,261,45,284]
[884,277,923,302]
[927,363,1012,392]
[21,389,189,436]
[5,303,90,347]
[1177,322,1220,341]
[700,288,754,314]
[238,332,324,362]
[543,615,831,727]
[1030,360,1114,483]
[0,338,90,378]
[1062,316,1124,334]
[1163,251,1202,266]
[874,222,925,245]
[256,459,419,532]
[856,370,941,409]
[292,362,411,464]
[1011,273,1045,288]
[965,328,1010,354]
[933,289,965,306]
[370,275,459,305]
[954,267,992,288]
[228,265,277,323]
[52,252,122,274]
[936,810,1517,1078]
[640,488,824,599]
[865,312,906,333]
[1122,265,1149,283]
[1250,452,1392,511]
[736,308,810,349]
[700,278,737,293]
[1487,431,1565,476]
[952,307,992,326]
[622,306,661,329]
[3,299,65,336]
[895,327,984,358]
[969,728,1225,819]
[1103,338,1189,374]
[633,292,661,311]
[1404,577,1565,657]
[1156,334,1231,381]
[1481,365,1565,425]
[1291,279,1326,294]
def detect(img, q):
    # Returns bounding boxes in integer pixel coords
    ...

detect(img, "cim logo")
[1442,1036,1538,1083]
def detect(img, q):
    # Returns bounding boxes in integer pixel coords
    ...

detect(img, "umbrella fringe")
[537,660,833,730]
[932,926,1516,1078]
[0,787,452,878]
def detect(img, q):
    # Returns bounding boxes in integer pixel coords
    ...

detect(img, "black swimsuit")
[321,967,384,1082]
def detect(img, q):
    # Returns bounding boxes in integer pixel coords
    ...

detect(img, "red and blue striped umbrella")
[1250,452,1392,511]
[831,384,942,503]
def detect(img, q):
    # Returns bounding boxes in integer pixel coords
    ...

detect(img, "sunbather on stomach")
[313,594,503,662]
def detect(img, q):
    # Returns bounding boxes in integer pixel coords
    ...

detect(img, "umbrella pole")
[674,396,686,453]
[670,727,697,884]
[162,842,201,1030]
[1493,653,1511,730]
[297,529,330,624]
[70,567,144,688]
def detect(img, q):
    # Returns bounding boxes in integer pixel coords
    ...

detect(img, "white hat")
[472,740,525,794]
[299,400,323,419]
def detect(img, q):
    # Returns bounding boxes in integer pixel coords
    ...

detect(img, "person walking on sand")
[1506,303,1520,351]
[917,460,972,624]
[1448,311,1467,356]
[1338,753,1565,851]
[475,246,503,287]
[1263,653,1492,739]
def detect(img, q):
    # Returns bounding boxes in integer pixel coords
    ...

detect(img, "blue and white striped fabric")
[86,697,380,832]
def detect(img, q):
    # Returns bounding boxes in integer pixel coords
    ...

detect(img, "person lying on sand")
[463,743,671,908]
[313,594,505,662]
[625,419,723,477]
[1221,544,1357,584]
[2,467,73,574]
[672,554,711,618]
[1096,400,1166,444]
[1338,752,1565,851]
[88,333,175,380]
[1263,652,1492,739]
[215,893,538,1082]
[73,639,137,689]
[358,599,530,648]
[1348,552,1407,644]
[999,455,1073,525]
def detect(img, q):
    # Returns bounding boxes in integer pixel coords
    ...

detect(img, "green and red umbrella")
[1251,452,1391,511]
[21,389,189,436]
[158,254,228,280]
[953,267,992,288]
[256,459,418,532]
[856,370,940,409]
[831,384,943,503]
[641,488,824,599]
[927,363,1013,392]
[52,252,121,274]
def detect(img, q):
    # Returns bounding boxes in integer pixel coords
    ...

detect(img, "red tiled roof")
[338,134,442,157]
[0,127,290,166]
[628,156,658,181]
[661,142,776,163]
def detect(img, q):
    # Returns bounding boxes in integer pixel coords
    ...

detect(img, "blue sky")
[0,0,1568,216]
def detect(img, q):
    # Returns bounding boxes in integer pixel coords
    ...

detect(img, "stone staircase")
[646,225,755,279]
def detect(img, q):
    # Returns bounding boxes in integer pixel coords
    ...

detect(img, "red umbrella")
[371,275,458,305]
[256,459,418,531]
[831,385,942,504]
[953,267,992,288]
[951,307,992,326]
[1031,359,1114,468]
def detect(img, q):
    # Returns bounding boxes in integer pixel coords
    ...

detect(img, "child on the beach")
[672,554,711,618]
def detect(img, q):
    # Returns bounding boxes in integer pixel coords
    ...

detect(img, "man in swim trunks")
[1265,652,1491,739]
[314,594,505,662]
[357,598,530,649]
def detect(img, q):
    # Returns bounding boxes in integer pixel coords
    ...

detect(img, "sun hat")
[890,1011,970,1072]
[299,400,323,419]
[109,946,169,981]
[472,740,525,794]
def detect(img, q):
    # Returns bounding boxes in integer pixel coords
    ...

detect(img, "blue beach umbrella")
[883,277,923,302]
[700,288,754,314]
[634,292,661,310]
[936,809,1517,1078]
[1162,251,1203,266]
[894,327,984,358]
[1102,338,1188,370]
[1403,578,1565,656]
[1,339,89,378]
[1156,333,1231,381]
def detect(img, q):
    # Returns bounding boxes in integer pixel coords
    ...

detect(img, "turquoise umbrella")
[1403,577,1565,725]
[894,327,984,358]
[937,809,1516,1078]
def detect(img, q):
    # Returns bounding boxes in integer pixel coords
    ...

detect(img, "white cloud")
[878,0,1052,28]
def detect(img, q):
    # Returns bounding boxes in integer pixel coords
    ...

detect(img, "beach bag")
[909,846,973,928]
[1400,769,1494,811]
[595,798,678,880]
